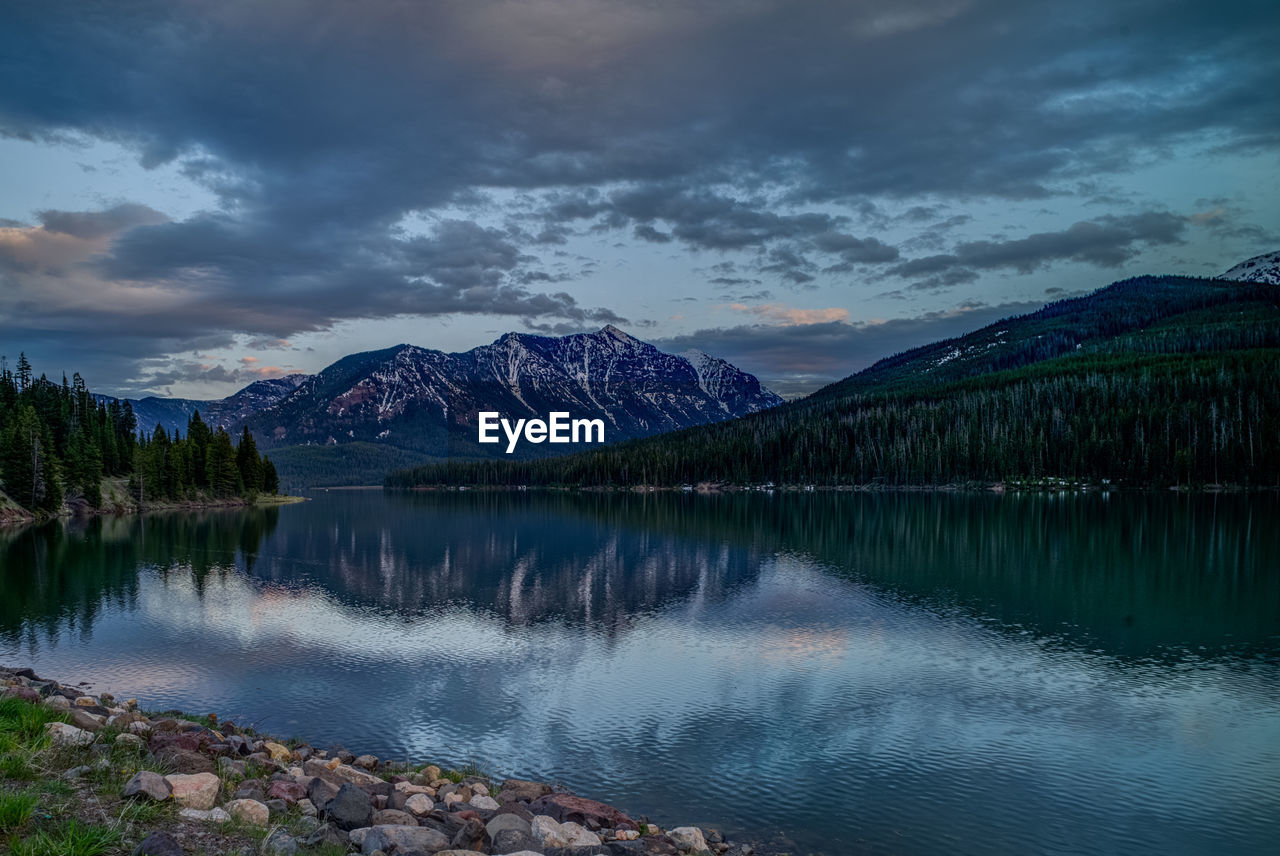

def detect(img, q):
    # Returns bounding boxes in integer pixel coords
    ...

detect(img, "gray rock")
[62,765,92,780]
[218,757,247,778]
[325,782,374,830]
[487,812,532,839]
[450,815,487,851]
[491,829,540,853]
[122,771,173,802]
[132,831,183,856]
[667,827,709,853]
[307,775,340,807]
[360,825,451,855]
[262,829,298,856]
[266,798,289,814]
[300,823,348,849]
[372,809,417,826]
[499,778,553,802]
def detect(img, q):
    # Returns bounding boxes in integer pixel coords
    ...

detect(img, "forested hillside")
[0,356,279,516]
[387,275,1280,490]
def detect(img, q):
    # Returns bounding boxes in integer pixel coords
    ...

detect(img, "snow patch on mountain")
[1221,250,1280,285]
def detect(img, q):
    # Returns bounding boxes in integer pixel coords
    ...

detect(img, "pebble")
[179,807,232,823]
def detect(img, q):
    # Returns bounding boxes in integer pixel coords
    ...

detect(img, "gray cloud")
[887,211,1190,286]
[655,299,1047,397]
[0,0,1275,391]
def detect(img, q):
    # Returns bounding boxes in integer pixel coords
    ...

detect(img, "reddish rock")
[3,686,41,703]
[267,780,308,804]
[527,793,636,831]
[150,732,204,753]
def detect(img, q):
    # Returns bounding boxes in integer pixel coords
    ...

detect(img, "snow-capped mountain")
[245,326,781,455]
[1221,250,1280,285]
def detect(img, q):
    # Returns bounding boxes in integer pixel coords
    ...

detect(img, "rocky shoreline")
[0,666,756,856]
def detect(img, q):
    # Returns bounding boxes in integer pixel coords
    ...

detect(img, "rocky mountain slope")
[246,326,781,456]
[103,375,308,436]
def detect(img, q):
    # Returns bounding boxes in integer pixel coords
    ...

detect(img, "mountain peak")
[1221,250,1280,285]
[600,324,633,341]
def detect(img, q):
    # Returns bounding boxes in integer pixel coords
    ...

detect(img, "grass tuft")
[0,790,38,833]
[7,818,121,856]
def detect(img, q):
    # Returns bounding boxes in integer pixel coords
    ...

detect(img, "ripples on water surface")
[2,491,1278,855]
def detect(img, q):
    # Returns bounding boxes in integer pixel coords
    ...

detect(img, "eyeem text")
[478,411,606,453]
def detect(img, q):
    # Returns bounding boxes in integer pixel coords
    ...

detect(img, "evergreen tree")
[262,456,279,495]
[236,425,262,493]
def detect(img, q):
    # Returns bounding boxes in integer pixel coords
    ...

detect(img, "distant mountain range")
[104,327,781,482]
[388,252,1280,490]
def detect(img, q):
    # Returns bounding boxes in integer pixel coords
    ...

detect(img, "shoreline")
[0,665,757,856]
[0,484,307,530]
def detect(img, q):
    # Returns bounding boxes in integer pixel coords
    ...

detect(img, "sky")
[1,0,1277,400]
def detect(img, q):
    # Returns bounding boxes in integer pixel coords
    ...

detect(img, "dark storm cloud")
[886,212,1190,286]
[655,298,1047,397]
[1,0,1276,385]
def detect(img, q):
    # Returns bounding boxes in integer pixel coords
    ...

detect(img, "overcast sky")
[2,0,1277,399]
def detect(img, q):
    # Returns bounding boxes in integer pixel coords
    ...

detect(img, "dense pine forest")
[0,355,279,516]
[387,275,1280,490]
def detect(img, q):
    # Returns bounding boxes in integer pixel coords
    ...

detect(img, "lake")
[2,490,1278,855]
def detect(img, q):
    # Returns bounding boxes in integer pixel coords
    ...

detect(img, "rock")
[470,794,500,811]
[68,708,105,732]
[467,781,490,796]
[179,807,232,823]
[74,696,97,706]
[132,831,183,856]
[325,782,374,830]
[218,757,247,778]
[129,721,153,735]
[529,793,636,830]
[266,798,289,815]
[500,779,553,803]
[4,686,41,703]
[532,815,603,848]
[115,733,145,750]
[263,829,298,856]
[491,829,540,853]
[297,798,318,817]
[264,741,293,762]
[405,793,436,817]
[226,798,271,826]
[45,695,72,711]
[372,809,416,826]
[155,747,216,774]
[303,758,384,788]
[300,823,348,849]
[360,825,451,855]
[45,721,94,747]
[62,765,91,780]
[450,815,488,851]
[165,773,221,810]
[307,775,340,808]
[394,782,436,796]
[487,812,533,839]
[667,827,709,853]
[354,754,379,770]
[123,771,173,802]
[267,783,304,803]
[346,828,371,850]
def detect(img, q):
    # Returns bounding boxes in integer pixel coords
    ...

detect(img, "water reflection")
[0,491,1277,856]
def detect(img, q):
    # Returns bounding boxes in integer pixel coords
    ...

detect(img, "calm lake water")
[2,490,1278,855]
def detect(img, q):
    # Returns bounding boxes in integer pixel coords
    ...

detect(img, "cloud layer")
[1,0,1276,393]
